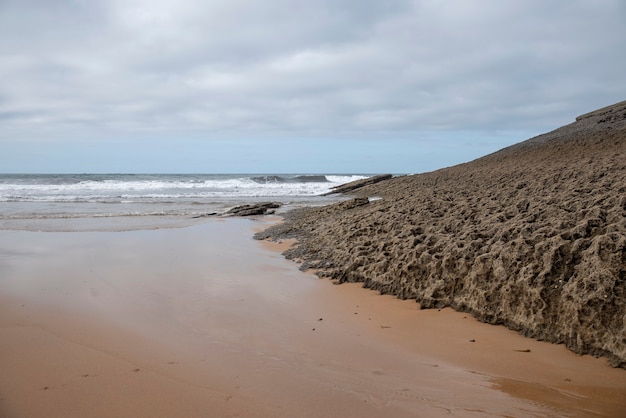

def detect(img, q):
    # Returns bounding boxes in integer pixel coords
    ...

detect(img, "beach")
[1,217,625,417]
[1,102,626,417]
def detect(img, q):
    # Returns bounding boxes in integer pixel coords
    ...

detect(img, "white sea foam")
[0,174,373,226]
[0,174,369,202]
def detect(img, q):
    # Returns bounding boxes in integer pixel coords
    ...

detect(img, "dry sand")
[1,218,625,417]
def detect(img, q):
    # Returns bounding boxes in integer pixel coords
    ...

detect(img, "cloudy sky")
[1,0,624,174]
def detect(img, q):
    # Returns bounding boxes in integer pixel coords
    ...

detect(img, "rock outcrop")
[227,202,281,216]
[322,174,393,195]
[256,100,626,367]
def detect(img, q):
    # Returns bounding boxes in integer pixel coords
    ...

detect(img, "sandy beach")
[1,217,625,417]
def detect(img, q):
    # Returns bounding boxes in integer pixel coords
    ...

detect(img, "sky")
[1,0,625,174]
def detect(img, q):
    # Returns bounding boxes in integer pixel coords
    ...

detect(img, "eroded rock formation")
[256,100,626,367]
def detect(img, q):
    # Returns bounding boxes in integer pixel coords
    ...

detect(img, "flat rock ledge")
[322,174,393,195]
[256,100,626,368]
[226,202,281,216]
[194,202,281,218]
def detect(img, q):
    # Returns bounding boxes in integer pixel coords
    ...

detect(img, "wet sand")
[1,218,625,417]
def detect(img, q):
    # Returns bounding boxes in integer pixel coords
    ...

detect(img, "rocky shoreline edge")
[255,100,626,368]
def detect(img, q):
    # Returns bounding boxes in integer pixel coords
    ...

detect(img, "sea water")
[0,173,369,231]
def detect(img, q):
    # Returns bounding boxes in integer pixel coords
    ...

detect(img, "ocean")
[0,173,369,231]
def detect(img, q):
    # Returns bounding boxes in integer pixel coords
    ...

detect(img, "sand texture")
[256,100,626,367]
[7,220,616,417]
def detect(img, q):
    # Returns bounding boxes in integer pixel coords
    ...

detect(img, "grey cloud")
[0,0,625,143]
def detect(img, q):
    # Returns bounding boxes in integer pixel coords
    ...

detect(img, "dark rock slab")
[322,174,393,195]
[226,202,281,216]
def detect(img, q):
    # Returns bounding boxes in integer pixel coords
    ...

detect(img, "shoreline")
[1,218,625,416]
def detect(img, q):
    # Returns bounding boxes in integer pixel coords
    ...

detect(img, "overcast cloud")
[1,0,625,173]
